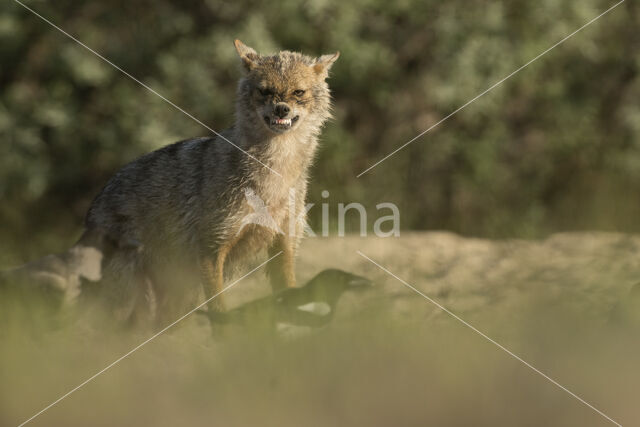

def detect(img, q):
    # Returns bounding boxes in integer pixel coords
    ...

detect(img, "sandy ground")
[232,231,640,325]
[2,231,639,427]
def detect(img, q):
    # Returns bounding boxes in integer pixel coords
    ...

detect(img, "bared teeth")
[273,118,292,125]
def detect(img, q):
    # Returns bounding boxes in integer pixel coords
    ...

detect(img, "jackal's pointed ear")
[234,39,259,72]
[313,52,340,78]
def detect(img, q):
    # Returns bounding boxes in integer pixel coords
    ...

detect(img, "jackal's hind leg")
[200,253,227,313]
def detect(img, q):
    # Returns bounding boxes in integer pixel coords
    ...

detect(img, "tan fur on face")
[234,40,338,138]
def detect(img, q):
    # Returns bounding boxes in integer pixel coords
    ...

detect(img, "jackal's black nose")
[274,103,290,118]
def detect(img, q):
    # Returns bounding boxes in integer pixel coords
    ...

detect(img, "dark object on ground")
[200,269,372,336]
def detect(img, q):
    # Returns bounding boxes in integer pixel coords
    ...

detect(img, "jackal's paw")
[206,299,226,314]
[195,307,229,339]
[196,305,231,336]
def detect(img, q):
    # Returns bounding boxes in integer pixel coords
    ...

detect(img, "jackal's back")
[86,135,241,256]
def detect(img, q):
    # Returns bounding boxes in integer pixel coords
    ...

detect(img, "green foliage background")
[0,0,638,254]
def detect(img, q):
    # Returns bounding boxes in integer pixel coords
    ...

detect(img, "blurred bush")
[0,0,638,253]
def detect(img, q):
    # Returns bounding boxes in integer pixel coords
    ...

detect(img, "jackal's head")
[234,39,339,136]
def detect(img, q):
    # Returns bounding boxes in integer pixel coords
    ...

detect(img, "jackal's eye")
[293,89,306,97]
[258,87,273,97]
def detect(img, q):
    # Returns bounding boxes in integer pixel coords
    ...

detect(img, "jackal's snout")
[274,103,290,118]
[264,102,299,132]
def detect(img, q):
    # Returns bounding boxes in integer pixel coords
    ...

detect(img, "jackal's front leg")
[266,233,296,292]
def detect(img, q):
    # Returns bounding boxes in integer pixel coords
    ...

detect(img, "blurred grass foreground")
[2,234,640,426]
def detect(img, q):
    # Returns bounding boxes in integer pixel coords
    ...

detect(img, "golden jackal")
[85,40,339,323]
